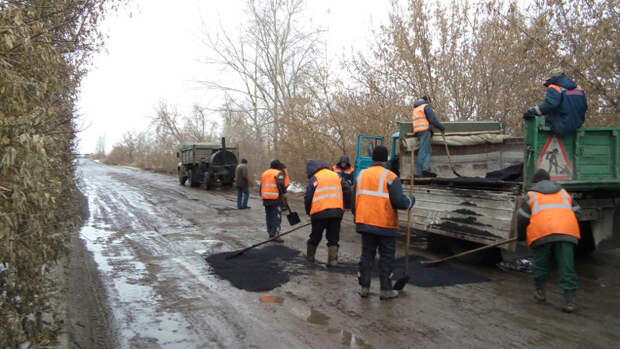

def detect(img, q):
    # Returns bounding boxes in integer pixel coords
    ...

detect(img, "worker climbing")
[353,145,414,299]
[517,168,581,313]
[412,95,446,177]
[523,67,587,136]
[259,160,288,242]
[304,159,351,266]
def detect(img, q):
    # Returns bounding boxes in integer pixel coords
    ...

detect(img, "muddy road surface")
[72,159,620,348]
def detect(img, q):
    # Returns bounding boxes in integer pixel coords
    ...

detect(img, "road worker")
[353,145,414,299]
[235,158,250,209]
[412,95,445,177]
[517,168,581,312]
[259,160,287,242]
[304,159,351,266]
[523,67,587,136]
[332,155,354,186]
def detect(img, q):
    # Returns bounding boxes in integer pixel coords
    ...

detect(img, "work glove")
[523,107,538,119]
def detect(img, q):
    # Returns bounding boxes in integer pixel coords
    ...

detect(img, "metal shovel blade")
[286,211,301,226]
[393,276,409,291]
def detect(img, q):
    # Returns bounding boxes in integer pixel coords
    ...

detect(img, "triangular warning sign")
[536,135,573,180]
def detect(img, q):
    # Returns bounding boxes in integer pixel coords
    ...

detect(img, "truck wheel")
[189,170,200,187]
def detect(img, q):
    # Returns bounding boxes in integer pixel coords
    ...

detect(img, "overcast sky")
[76,0,391,153]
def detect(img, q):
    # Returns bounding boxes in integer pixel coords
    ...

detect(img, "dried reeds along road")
[71,159,620,348]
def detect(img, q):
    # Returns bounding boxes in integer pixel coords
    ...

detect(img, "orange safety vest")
[332,165,354,176]
[310,169,344,215]
[525,189,580,247]
[354,166,399,229]
[260,168,281,200]
[412,104,429,134]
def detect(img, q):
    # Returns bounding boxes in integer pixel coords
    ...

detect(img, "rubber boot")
[562,290,577,313]
[327,245,338,267]
[306,243,317,263]
[357,271,370,298]
[534,281,546,302]
[358,287,370,298]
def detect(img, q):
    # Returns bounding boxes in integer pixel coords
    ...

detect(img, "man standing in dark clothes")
[412,96,445,177]
[235,158,250,209]
[259,160,287,242]
[353,145,414,299]
[523,67,587,136]
[517,169,581,312]
[332,155,354,185]
[304,159,351,266]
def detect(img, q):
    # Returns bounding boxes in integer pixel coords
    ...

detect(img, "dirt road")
[68,159,620,348]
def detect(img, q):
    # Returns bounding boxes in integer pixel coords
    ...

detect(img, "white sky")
[77,0,391,153]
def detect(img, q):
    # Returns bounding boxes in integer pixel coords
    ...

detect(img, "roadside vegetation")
[103,0,618,182]
[0,0,121,346]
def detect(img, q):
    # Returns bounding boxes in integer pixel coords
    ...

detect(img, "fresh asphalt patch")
[204,245,489,291]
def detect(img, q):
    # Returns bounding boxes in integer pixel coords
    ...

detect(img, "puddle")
[306,308,330,325]
[328,328,373,348]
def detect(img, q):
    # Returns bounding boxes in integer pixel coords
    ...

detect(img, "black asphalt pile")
[204,245,307,292]
[205,246,489,291]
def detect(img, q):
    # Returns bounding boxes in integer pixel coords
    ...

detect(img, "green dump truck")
[355,118,620,260]
[177,138,238,189]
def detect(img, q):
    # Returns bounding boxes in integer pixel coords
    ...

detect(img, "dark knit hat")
[532,168,550,183]
[372,145,388,162]
[241,158,248,164]
[270,159,281,169]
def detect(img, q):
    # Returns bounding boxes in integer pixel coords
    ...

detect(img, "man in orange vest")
[259,160,287,242]
[412,95,445,177]
[353,145,415,299]
[523,67,587,136]
[304,159,351,266]
[517,169,581,312]
[332,155,354,185]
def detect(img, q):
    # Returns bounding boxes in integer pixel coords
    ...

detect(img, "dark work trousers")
[532,241,578,290]
[237,187,249,209]
[415,130,432,176]
[265,204,282,237]
[359,233,396,290]
[308,218,341,247]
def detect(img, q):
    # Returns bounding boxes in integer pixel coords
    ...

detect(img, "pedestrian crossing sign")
[536,135,573,180]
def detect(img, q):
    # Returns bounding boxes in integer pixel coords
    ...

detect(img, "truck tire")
[189,169,201,187]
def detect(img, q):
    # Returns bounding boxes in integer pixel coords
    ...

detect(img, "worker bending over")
[259,160,287,242]
[412,95,445,177]
[523,67,587,136]
[353,146,414,299]
[517,168,581,312]
[304,160,351,266]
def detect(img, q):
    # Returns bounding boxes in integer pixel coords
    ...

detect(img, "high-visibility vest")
[260,169,281,200]
[354,166,399,229]
[412,104,429,134]
[283,168,290,189]
[310,169,344,215]
[548,84,585,95]
[526,189,580,247]
[332,165,354,176]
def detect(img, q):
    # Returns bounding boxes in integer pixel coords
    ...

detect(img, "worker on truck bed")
[333,155,354,186]
[259,160,287,242]
[353,145,414,300]
[516,168,581,313]
[523,67,587,136]
[304,159,351,266]
[412,95,445,178]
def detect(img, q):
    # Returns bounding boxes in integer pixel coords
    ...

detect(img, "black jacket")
[304,159,351,221]
[352,162,414,237]
[516,180,581,247]
[534,74,587,136]
[333,155,354,185]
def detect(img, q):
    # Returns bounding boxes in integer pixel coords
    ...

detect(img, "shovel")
[394,140,415,291]
[281,195,301,225]
[441,132,462,177]
[420,237,518,266]
[226,222,312,259]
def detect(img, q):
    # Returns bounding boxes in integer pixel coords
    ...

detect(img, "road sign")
[536,135,573,180]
